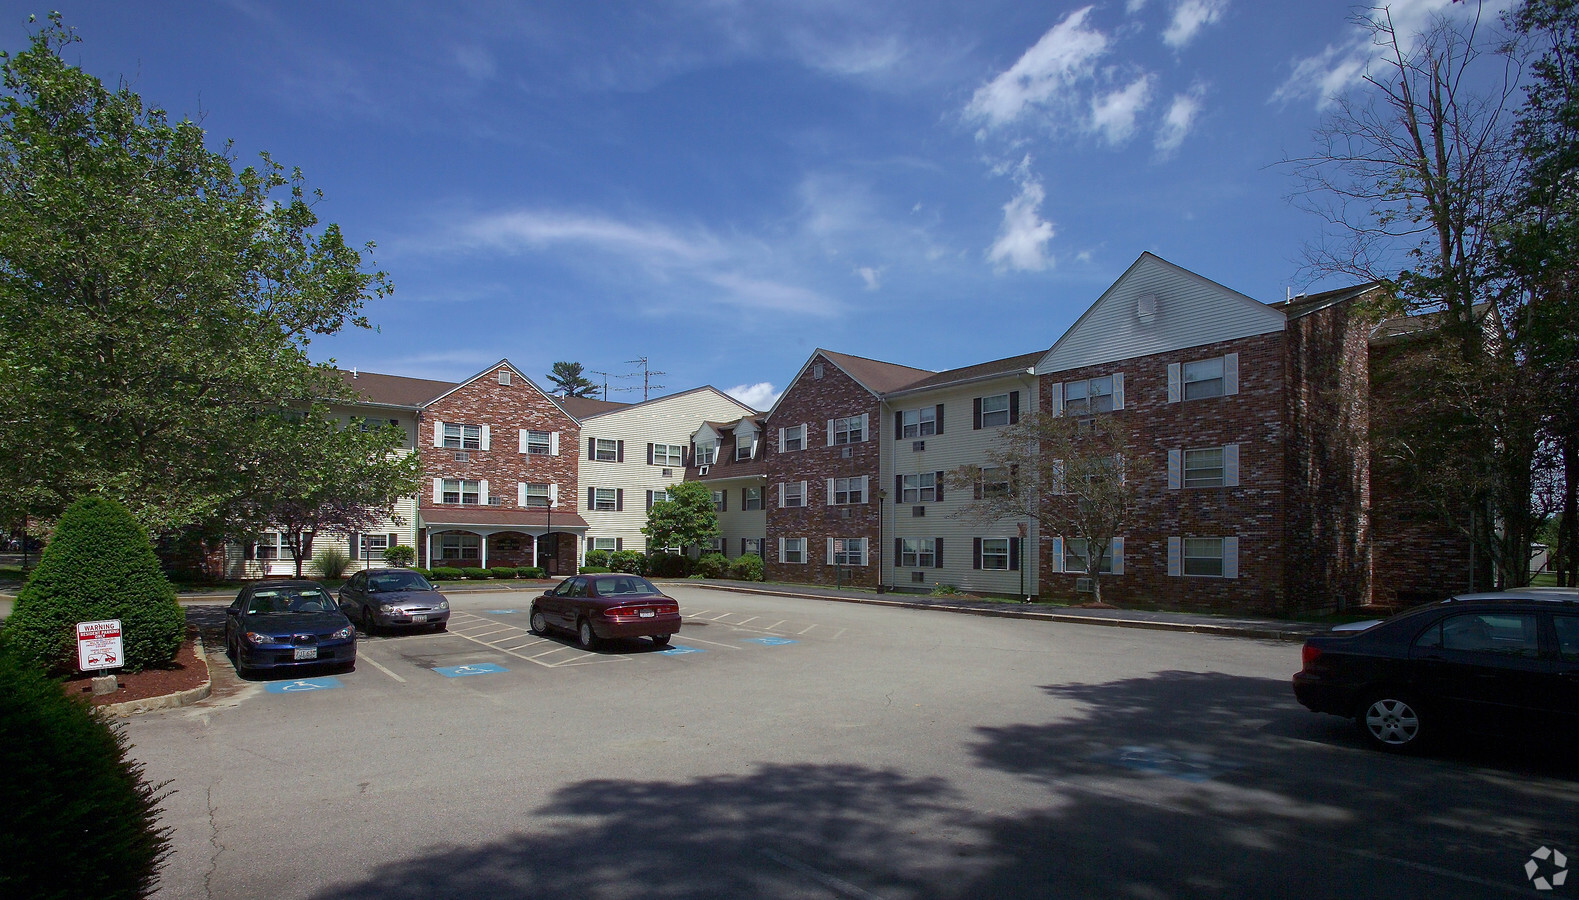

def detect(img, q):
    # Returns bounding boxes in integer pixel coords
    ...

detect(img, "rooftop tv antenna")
[623,357,667,401]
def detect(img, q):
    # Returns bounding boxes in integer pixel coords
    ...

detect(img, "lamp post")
[544,498,554,577]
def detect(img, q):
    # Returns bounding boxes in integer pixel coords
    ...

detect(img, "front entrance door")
[538,533,558,576]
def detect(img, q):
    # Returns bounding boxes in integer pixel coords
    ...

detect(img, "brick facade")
[764,354,885,588]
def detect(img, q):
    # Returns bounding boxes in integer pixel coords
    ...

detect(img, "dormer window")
[695,441,717,466]
[735,436,753,460]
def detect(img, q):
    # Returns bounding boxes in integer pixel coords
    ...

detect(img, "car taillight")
[1301,644,1323,669]
[604,606,636,618]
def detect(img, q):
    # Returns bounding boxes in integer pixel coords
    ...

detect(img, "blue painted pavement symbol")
[659,645,705,655]
[1092,746,1241,782]
[265,676,343,694]
[434,663,509,678]
[744,637,798,646]
[484,609,519,615]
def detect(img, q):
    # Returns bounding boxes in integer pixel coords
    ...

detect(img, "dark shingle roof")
[558,396,631,419]
[334,370,454,408]
[818,349,933,395]
[888,350,1045,395]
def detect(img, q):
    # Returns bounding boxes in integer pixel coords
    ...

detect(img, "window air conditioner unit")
[1075,577,1094,593]
[698,465,710,475]
[841,446,852,459]
[662,468,673,477]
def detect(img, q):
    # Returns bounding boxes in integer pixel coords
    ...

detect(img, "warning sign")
[77,619,124,673]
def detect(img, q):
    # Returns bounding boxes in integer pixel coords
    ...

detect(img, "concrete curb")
[100,634,213,717]
[668,581,1317,643]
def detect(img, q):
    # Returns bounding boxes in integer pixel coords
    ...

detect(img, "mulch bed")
[61,627,210,706]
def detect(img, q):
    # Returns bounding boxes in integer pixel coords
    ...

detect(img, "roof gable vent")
[1137,293,1158,322]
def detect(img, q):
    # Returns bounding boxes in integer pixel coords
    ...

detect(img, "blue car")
[225,580,357,676]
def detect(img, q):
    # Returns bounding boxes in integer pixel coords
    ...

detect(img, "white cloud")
[706,272,837,316]
[855,266,882,290]
[1126,0,1149,13]
[1090,75,1153,145]
[966,6,1109,129]
[452,211,721,264]
[726,382,781,411]
[1155,83,1206,154]
[453,46,497,81]
[1162,0,1229,49]
[987,157,1056,273]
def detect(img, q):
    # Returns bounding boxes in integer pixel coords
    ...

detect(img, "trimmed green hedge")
[488,566,518,579]
[462,567,490,580]
[579,565,610,574]
[516,566,545,579]
[0,648,171,899]
[430,566,464,580]
[2,496,184,674]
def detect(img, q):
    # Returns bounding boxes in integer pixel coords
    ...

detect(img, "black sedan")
[338,568,450,634]
[1293,589,1579,752]
[225,580,357,676]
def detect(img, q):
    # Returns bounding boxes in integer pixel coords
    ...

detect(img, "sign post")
[77,619,124,696]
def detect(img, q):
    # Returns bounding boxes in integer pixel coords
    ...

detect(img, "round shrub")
[489,566,518,579]
[583,549,611,568]
[383,544,416,567]
[462,567,491,580]
[578,565,610,574]
[313,546,352,580]
[695,553,729,578]
[728,553,764,582]
[516,566,545,579]
[646,551,689,578]
[608,550,644,574]
[2,495,184,674]
[429,566,464,581]
[0,648,171,900]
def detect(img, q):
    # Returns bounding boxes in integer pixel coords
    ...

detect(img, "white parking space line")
[798,624,817,635]
[443,611,631,668]
[671,634,743,650]
[735,616,758,626]
[356,650,407,683]
[766,620,786,631]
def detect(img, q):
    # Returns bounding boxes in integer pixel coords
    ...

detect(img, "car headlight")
[437,600,449,610]
[244,631,282,645]
[380,604,400,614]
[330,625,356,640]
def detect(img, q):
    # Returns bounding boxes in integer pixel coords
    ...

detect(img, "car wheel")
[578,619,598,650]
[652,634,671,647]
[225,632,237,659]
[1358,692,1426,752]
[530,606,549,635]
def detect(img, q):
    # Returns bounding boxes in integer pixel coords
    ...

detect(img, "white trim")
[1110,537,1124,575]
[827,419,835,447]
[1050,383,1064,417]
[480,425,491,451]
[778,428,786,453]
[518,429,528,454]
[550,431,560,456]
[1113,372,1125,410]
[1223,443,1240,487]
[1050,459,1065,495]
[826,538,835,565]
[432,477,442,503]
[479,479,490,504]
[1167,536,1182,577]
[859,413,869,440]
[1050,537,1064,574]
[1167,449,1182,490]
[1167,364,1181,403]
[1224,352,1239,395]
[826,478,835,505]
[777,537,785,560]
[1223,536,1239,579]
[433,421,444,448]
[549,483,559,506]
[517,482,526,506]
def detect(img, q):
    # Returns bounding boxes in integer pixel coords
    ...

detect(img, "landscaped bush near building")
[411,568,432,580]
[695,553,729,578]
[728,554,764,582]
[313,546,352,580]
[462,567,490,580]
[430,567,464,581]
[516,566,545,579]
[608,550,644,574]
[0,648,171,900]
[383,545,416,567]
[489,566,517,579]
[646,551,689,578]
[1,495,184,674]
[583,549,610,568]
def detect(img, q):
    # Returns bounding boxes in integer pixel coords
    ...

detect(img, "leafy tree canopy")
[642,481,721,553]
[0,16,390,536]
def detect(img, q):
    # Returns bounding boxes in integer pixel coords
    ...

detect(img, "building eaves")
[334,369,455,409]
[575,385,759,422]
[815,348,934,395]
[1273,281,1384,320]
[883,350,1046,399]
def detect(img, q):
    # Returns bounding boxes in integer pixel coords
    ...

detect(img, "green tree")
[948,413,1152,606]
[642,481,721,555]
[0,16,390,537]
[2,494,185,674]
[231,411,423,578]
[546,361,600,398]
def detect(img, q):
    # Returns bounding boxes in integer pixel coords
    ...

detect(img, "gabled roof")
[559,396,630,420]
[422,359,576,420]
[1273,281,1385,320]
[885,350,1045,398]
[818,349,934,394]
[334,369,454,408]
[574,385,758,422]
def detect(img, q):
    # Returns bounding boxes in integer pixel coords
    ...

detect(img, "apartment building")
[577,387,759,555]
[687,416,769,559]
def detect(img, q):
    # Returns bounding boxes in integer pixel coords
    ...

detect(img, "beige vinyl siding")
[710,477,767,559]
[579,389,756,557]
[882,376,1038,596]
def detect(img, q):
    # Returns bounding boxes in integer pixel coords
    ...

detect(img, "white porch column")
[425,530,434,569]
[480,531,489,569]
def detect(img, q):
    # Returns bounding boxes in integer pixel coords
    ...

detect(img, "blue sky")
[4,1,1502,409]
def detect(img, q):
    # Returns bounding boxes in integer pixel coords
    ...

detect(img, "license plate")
[412,615,427,623]
[639,609,655,618]
[293,647,317,661]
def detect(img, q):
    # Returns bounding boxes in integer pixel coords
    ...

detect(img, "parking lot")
[131,585,1577,900]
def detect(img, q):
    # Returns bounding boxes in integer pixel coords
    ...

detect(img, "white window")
[255,532,285,561]
[901,473,937,503]
[832,476,866,505]
[648,489,670,509]
[743,538,763,556]
[980,538,1010,570]
[783,482,804,508]
[442,479,481,505]
[901,538,936,568]
[1064,376,1115,415]
[743,487,763,510]
[707,537,725,553]
[1184,537,1225,576]
[695,441,717,466]
[593,488,618,511]
[443,423,482,450]
[980,466,1012,499]
[593,438,619,462]
[440,533,479,560]
[363,533,389,553]
[901,407,936,438]
[980,393,1010,427]
[652,443,684,467]
[1183,358,1225,399]
[497,370,512,385]
[524,430,551,455]
[712,490,725,511]
[832,537,866,566]
[1184,448,1224,488]
[833,415,865,445]
[735,436,753,460]
[590,537,617,552]
[782,538,806,564]
[1065,538,1113,574]
[522,483,551,508]
[783,424,805,452]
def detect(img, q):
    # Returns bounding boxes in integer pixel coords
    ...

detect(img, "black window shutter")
[973,398,983,429]
[616,440,625,462]
[936,404,945,434]
[587,487,595,509]
[974,480,983,501]
[895,411,903,436]
[1009,537,1020,571]
[647,443,655,465]
[646,490,653,511]
[1009,391,1020,424]
[721,491,727,512]
[616,538,623,551]
[348,533,359,559]
[935,538,944,568]
[741,538,748,556]
[682,445,690,467]
[616,489,624,511]
[935,471,945,502]
[896,474,903,497]
[973,538,982,570]
[587,437,595,459]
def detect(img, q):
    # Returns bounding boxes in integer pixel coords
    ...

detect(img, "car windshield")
[601,577,659,596]
[369,572,433,593]
[247,587,336,614]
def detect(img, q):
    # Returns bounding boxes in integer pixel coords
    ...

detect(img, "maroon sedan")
[530,573,682,649]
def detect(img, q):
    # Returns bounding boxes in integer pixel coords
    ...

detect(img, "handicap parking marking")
[744,637,798,646]
[434,662,509,678]
[265,676,343,693]
[484,609,519,615]
[659,645,705,656]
